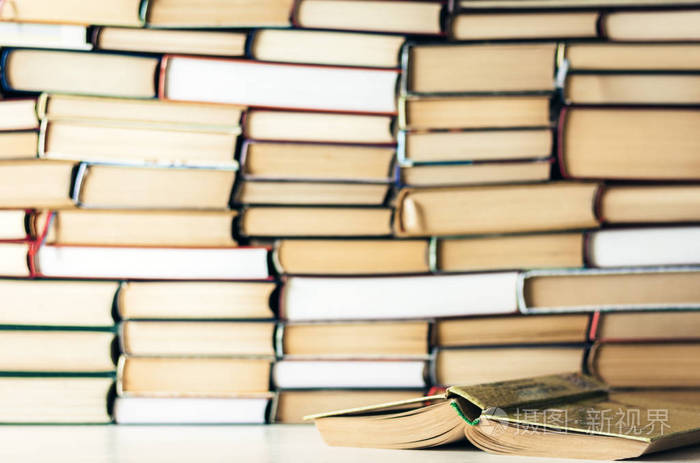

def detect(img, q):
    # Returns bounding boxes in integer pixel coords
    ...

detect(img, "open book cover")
[308,373,700,460]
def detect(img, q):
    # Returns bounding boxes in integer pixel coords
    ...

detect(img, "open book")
[308,373,700,460]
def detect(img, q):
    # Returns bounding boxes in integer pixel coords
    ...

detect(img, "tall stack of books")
[0,0,699,425]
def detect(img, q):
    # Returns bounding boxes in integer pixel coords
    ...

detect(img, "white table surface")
[1,425,699,463]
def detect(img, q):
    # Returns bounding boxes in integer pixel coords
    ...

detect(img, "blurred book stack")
[0,0,699,425]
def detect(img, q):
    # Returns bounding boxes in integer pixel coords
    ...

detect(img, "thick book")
[599,184,700,224]
[38,93,245,129]
[0,98,38,130]
[31,245,269,280]
[0,160,75,208]
[73,163,236,210]
[400,95,551,130]
[160,56,399,114]
[564,42,700,104]
[114,396,271,424]
[310,373,700,459]
[120,320,276,356]
[565,74,700,105]
[275,390,421,424]
[433,345,584,386]
[0,329,115,373]
[293,0,444,34]
[590,310,700,342]
[93,27,247,56]
[437,233,584,272]
[0,279,117,327]
[0,242,31,276]
[404,42,556,95]
[144,0,295,27]
[249,29,405,68]
[559,107,700,180]
[280,273,519,321]
[394,182,600,237]
[38,119,239,167]
[117,281,276,320]
[240,141,395,183]
[436,314,590,347]
[0,376,114,424]
[274,239,430,275]
[1,49,159,98]
[0,22,90,50]
[277,321,430,358]
[0,0,143,26]
[239,207,394,238]
[600,8,700,41]
[520,268,700,313]
[452,10,598,40]
[0,209,29,240]
[243,109,395,144]
[588,342,700,387]
[117,356,272,397]
[273,360,428,389]
[0,98,39,161]
[36,209,239,247]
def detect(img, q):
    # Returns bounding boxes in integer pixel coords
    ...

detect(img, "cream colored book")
[117,281,276,320]
[0,0,142,26]
[240,207,394,237]
[310,373,700,460]
[39,93,244,129]
[279,321,430,358]
[294,0,443,34]
[437,232,584,272]
[117,356,272,397]
[74,164,236,210]
[560,108,700,180]
[0,377,113,423]
[521,268,700,313]
[402,95,551,130]
[36,209,238,247]
[244,109,395,144]
[4,49,158,98]
[600,184,700,224]
[121,321,275,357]
[235,181,391,206]
[274,239,430,275]
[394,182,600,237]
[406,42,557,94]
[94,27,247,56]
[452,11,598,40]
[250,29,404,68]
[400,160,551,187]
[0,330,115,372]
[145,0,294,27]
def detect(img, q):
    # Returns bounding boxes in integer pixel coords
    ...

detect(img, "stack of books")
[0,0,699,425]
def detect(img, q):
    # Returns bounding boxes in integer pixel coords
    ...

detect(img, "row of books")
[4,41,700,109]
[2,0,699,43]
[2,223,700,277]
[3,272,699,425]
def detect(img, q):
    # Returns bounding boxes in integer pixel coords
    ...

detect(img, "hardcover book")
[310,373,700,459]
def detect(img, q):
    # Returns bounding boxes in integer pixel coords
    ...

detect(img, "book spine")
[588,311,601,341]
[157,55,171,99]
[556,105,570,178]
[138,0,150,26]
